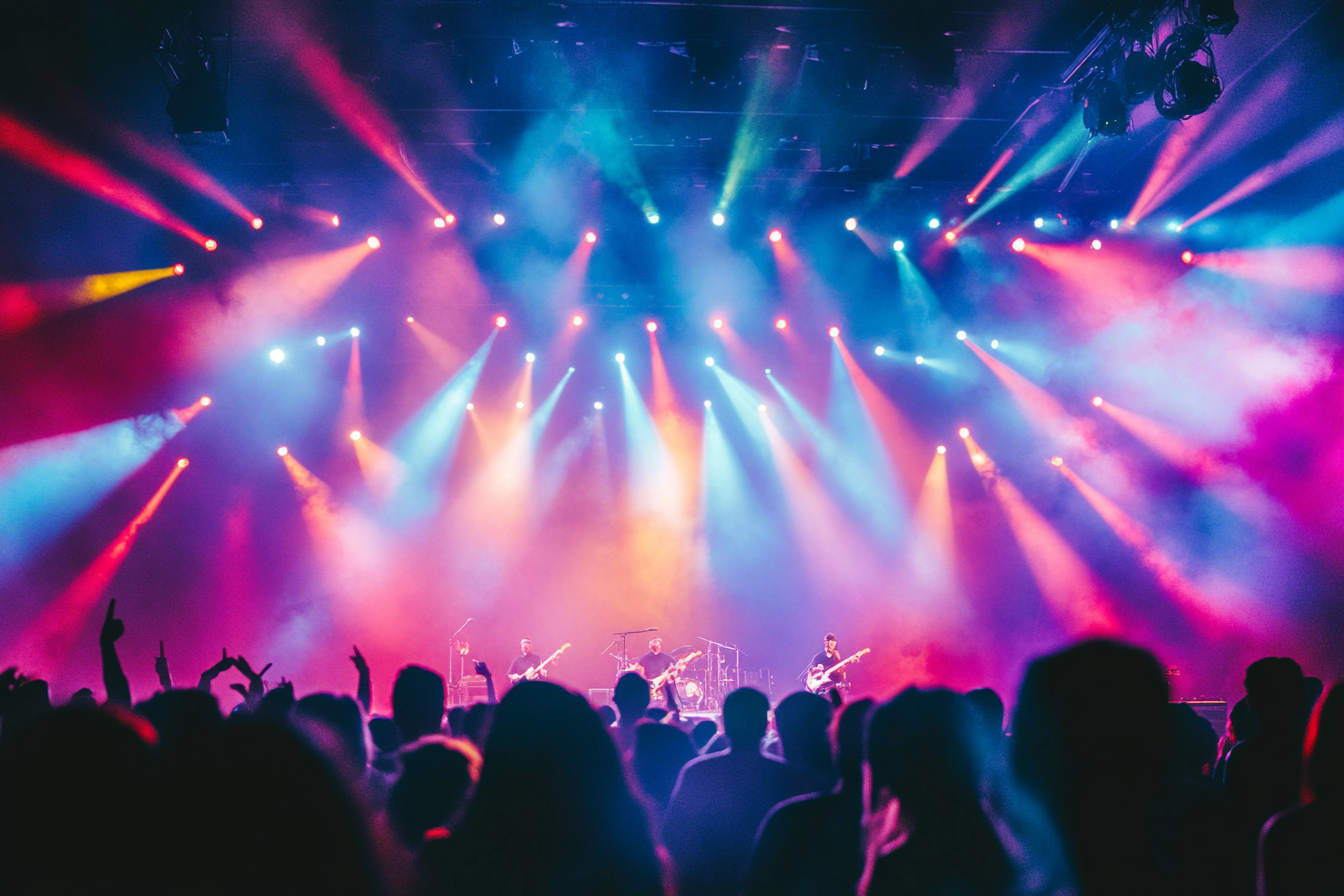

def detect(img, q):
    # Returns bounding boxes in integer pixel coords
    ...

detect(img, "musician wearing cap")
[507,638,546,684]
[636,638,675,681]
[809,633,847,695]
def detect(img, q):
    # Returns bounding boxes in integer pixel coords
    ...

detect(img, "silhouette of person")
[633,720,697,815]
[392,664,447,742]
[612,670,651,754]
[420,680,663,895]
[744,698,873,896]
[387,735,480,847]
[1259,678,1344,895]
[637,638,675,680]
[1011,639,1171,896]
[773,690,837,790]
[863,688,1014,896]
[663,687,821,896]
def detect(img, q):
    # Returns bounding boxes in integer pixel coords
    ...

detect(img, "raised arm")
[351,645,371,713]
[155,640,173,690]
[197,649,234,692]
[99,600,131,707]
[475,660,497,705]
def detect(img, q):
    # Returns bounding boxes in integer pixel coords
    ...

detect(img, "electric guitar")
[805,647,870,693]
[508,643,571,684]
[648,650,703,700]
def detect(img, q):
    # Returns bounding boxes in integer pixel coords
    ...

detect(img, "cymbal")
[671,645,697,656]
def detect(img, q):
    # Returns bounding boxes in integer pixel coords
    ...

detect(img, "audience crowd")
[0,599,1338,895]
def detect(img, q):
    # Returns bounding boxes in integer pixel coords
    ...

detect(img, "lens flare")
[515,401,525,409]
[366,236,380,249]
[584,231,597,244]
[434,217,446,228]
[775,318,788,330]
[176,457,189,468]
[350,430,362,441]
[1181,249,1194,264]
[525,352,536,363]
[845,217,858,231]
[251,217,264,230]
[703,400,712,408]
[350,327,360,337]
[173,263,185,275]
[712,317,724,329]
[594,401,603,410]
[1012,237,1026,252]
[893,240,905,252]
[572,314,585,326]
[828,326,840,337]
[958,427,970,438]
[494,314,508,328]
[406,316,414,323]
[944,231,956,243]
[331,215,341,227]
[705,357,715,367]
[990,339,999,349]
[317,336,326,346]
[277,446,289,457]
[956,330,967,341]
[916,356,925,364]
[712,212,725,226]
[1051,455,1064,467]
[269,348,285,363]
[646,321,658,333]
[493,213,506,225]
[204,239,218,251]
[199,396,212,407]
[936,445,947,454]
[1092,396,1104,407]
[875,346,885,356]
[1091,239,1102,250]
[647,213,660,224]
[928,218,940,229]
[466,402,474,410]
[615,353,625,363]
[768,229,783,243]
[1034,217,1045,228]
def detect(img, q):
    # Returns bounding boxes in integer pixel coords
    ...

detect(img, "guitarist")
[636,638,675,682]
[809,633,848,699]
[507,639,547,685]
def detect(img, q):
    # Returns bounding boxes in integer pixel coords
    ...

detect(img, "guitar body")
[648,650,703,701]
[508,643,571,685]
[804,648,871,693]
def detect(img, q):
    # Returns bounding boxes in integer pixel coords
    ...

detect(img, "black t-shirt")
[811,651,846,682]
[639,651,675,679]
[509,653,542,679]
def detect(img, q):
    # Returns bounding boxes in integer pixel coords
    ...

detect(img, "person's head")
[834,697,874,789]
[0,706,156,893]
[1303,679,1343,804]
[1012,640,1170,892]
[645,706,668,722]
[391,665,446,742]
[723,687,769,751]
[649,638,662,655]
[1167,702,1217,781]
[68,687,97,709]
[520,638,533,655]
[691,718,718,751]
[632,721,696,809]
[1228,696,1260,742]
[294,693,367,774]
[966,687,1005,734]
[156,720,381,894]
[136,688,222,749]
[463,702,494,749]
[1244,656,1305,727]
[774,690,834,776]
[614,671,651,724]
[447,705,467,737]
[824,633,838,654]
[387,735,481,846]
[596,704,617,727]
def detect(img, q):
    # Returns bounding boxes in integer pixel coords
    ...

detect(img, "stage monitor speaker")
[589,688,613,706]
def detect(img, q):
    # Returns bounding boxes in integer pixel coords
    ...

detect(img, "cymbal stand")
[611,627,658,679]
[698,637,744,711]
[447,616,472,706]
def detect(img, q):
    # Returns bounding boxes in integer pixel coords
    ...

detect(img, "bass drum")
[675,677,704,709]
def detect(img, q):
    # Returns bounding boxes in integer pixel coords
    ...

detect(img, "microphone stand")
[448,617,472,705]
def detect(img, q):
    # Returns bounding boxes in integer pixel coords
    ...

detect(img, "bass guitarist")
[508,639,547,684]
[808,633,848,699]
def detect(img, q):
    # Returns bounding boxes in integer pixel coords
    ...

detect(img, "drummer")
[636,638,676,680]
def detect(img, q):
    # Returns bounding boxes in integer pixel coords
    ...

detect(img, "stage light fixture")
[705,357,715,367]
[173,263,185,275]
[1199,0,1239,34]
[915,356,925,365]
[893,240,905,252]
[493,213,506,225]
[1156,29,1224,120]
[331,215,340,227]
[768,229,783,243]
[366,236,380,249]
[828,326,840,337]
[615,353,625,363]
[250,217,263,230]
[944,231,957,243]
[956,331,967,341]
[204,239,218,251]
[1012,238,1026,252]
[704,400,712,408]
[712,317,724,330]
[594,401,603,410]
[758,404,766,412]
[406,316,414,323]
[1092,396,1104,407]
[177,457,190,468]
[1034,218,1045,228]
[434,217,446,228]
[1166,221,1182,232]
[647,213,660,224]
[199,396,212,406]
[584,231,597,244]
[845,217,858,231]
[525,352,536,362]
[494,314,508,328]
[572,314,585,327]
[1051,456,1064,467]
[1110,219,1120,230]
[712,212,725,226]
[775,318,788,330]
[959,427,970,438]
[928,218,940,229]
[1181,250,1194,264]
[936,445,947,455]
[875,346,885,356]
[765,369,772,375]
[350,327,360,337]
[277,446,288,457]
[466,402,474,410]
[516,401,525,409]
[1081,77,1129,137]
[350,430,362,441]
[990,339,999,349]
[316,336,326,346]
[1091,239,1103,250]
[646,321,658,333]
[269,348,285,364]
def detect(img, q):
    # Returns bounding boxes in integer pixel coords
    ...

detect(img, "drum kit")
[606,629,748,711]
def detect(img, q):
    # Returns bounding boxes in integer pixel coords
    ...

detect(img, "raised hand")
[350,645,369,676]
[233,655,272,697]
[198,649,234,692]
[351,645,371,713]
[155,640,172,690]
[473,660,492,678]
[99,599,124,647]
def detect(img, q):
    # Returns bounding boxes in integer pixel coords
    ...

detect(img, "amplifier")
[589,688,614,706]
[1176,700,1227,733]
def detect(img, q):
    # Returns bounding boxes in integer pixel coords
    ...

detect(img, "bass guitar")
[649,650,702,700]
[508,643,571,684]
[805,647,870,693]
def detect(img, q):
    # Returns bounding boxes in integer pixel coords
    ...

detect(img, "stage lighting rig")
[154,4,232,144]
[1155,25,1223,120]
